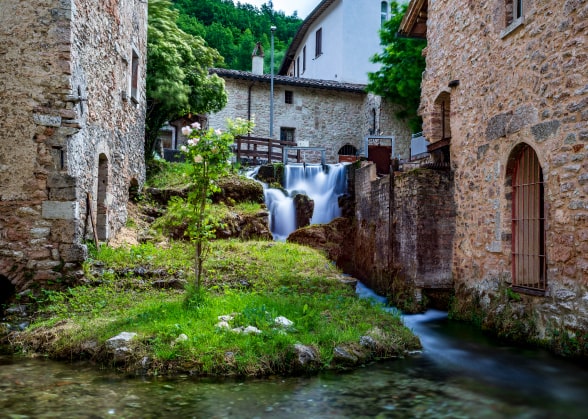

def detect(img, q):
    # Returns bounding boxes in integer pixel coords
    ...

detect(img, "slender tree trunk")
[194,162,209,291]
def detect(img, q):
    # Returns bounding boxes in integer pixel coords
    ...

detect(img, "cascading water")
[258,163,349,241]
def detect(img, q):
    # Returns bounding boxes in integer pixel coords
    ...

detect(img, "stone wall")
[207,77,412,163]
[419,0,588,344]
[351,162,455,299]
[393,168,455,289]
[0,0,146,292]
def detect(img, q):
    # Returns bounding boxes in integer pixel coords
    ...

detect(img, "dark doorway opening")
[0,275,15,308]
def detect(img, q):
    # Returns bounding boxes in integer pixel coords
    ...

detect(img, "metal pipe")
[270,25,276,138]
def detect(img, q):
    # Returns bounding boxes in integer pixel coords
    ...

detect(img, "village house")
[0,0,147,298]
[399,0,588,349]
[207,64,411,165]
[202,1,413,166]
[280,0,397,84]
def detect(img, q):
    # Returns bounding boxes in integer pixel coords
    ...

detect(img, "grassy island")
[8,161,420,376]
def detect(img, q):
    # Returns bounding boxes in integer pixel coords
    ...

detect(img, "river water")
[2,282,588,418]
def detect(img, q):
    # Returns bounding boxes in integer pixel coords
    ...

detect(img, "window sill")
[500,16,524,39]
[511,285,545,297]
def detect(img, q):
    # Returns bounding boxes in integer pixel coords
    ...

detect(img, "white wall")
[291,0,386,84]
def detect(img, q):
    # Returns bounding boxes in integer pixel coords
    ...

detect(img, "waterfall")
[256,163,349,241]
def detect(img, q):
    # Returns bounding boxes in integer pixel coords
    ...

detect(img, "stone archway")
[96,153,109,241]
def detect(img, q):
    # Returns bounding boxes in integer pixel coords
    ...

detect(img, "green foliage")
[367,2,427,132]
[171,118,254,290]
[23,239,418,376]
[146,0,228,158]
[172,0,302,73]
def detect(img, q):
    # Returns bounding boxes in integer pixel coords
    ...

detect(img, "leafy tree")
[146,0,227,158]
[367,2,426,132]
[172,0,302,73]
[167,118,254,296]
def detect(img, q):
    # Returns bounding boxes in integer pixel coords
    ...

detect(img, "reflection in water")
[1,283,588,418]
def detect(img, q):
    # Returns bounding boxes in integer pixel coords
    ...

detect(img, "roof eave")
[398,0,428,39]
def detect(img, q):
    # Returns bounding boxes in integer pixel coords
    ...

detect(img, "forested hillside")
[172,0,302,72]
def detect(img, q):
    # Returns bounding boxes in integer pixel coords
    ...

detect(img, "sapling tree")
[171,118,253,295]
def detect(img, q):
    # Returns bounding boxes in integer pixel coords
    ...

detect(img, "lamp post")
[270,25,276,139]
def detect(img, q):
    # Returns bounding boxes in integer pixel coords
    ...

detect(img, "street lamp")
[270,25,276,139]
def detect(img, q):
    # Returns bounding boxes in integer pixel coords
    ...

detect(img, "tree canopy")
[367,2,426,132]
[172,0,302,73]
[146,0,228,158]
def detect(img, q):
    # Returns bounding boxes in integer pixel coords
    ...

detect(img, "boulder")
[293,193,314,228]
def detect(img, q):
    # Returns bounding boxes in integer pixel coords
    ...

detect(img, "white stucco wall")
[288,0,386,84]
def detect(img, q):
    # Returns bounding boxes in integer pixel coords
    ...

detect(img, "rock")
[292,343,319,368]
[213,174,265,204]
[175,333,188,343]
[106,332,137,349]
[332,345,359,365]
[287,217,355,270]
[218,314,236,322]
[242,326,262,335]
[274,316,294,328]
[293,193,314,228]
[106,332,137,361]
[216,321,231,330]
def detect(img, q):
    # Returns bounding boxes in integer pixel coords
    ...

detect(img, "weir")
[261,163,348,241]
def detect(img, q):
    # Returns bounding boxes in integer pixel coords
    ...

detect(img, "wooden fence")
[234,136,299,163]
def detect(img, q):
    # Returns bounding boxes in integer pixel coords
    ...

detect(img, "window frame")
[315,28,323,58]
[510,143,547,295]
[280,127,295,142]
[285,90,293,104]
[501,0,524,39]
[130,47,140,104]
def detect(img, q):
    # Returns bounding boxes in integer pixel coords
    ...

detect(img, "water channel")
[2,282,588,418]
[3,165,588,417]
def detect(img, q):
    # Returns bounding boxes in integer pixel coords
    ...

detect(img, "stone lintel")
[42,201,79,220]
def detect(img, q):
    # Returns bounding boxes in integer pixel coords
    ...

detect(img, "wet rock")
[293,193,314,228]
[332,345,360,365]
[106,332,137,362]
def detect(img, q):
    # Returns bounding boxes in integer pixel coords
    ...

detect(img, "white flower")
[181,126,193,136]
[180,145,188,152]
[191,121,201,129]
[193,155,203,163]
[215,129,222,136]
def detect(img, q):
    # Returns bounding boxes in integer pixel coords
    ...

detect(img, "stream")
[2,282,588,418]
[3,165,588,418]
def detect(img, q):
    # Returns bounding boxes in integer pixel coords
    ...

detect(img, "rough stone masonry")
[0,0,147,292]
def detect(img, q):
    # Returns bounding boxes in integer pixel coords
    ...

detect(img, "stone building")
[400,0,588,349]
[208,67,411,164]
[0,1,147,295]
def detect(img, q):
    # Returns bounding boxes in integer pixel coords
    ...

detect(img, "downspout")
[247,82,254,136]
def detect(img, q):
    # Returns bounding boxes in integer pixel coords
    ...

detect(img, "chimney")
[252,42,264,75]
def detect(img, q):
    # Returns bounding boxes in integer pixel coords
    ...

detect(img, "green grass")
[18,240,419,376]
[145,161,193,189]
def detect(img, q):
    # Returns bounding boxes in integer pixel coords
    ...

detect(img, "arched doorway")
[338,144,358,163]
[0,275,15,307]
[96,154,109,241]
[508,143,546,293]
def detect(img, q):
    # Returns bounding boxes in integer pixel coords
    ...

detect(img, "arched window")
[427,92,451,166]
[338,144,358,163]
[509,143,546,293]
[381,2,389,26]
